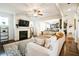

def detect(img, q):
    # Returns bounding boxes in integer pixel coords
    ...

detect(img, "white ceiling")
[59,3,78,16]
[0,3,78,20]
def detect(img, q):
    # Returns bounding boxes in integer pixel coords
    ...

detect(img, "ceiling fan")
[33,9,43,16]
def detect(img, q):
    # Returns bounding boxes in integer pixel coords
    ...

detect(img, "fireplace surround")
[19,31,28,40]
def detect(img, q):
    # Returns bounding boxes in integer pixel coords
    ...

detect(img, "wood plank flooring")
[60,37,79,56]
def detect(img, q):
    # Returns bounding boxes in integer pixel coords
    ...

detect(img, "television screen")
[19,19,29,27]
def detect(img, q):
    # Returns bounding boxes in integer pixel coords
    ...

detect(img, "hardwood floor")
[60,37,79,56]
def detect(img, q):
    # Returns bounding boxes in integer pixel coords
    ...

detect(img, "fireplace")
[19,31,28,40]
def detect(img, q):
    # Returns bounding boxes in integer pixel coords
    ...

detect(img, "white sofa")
[3,32,65,56]
[26,35,65,56]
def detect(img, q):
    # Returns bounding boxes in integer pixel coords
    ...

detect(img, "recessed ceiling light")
[67,8,71,11]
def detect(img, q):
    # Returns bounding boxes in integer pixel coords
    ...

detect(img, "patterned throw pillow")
[7,49,21,56]
[18,42,27,56]
[4,43,21,56]
[32,37,45,46]
[44,36,57,50]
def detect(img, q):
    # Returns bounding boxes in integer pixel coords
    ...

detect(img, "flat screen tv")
[19,19,29,27]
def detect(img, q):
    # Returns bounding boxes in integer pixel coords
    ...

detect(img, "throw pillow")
[44,36,57,50]
[7,49,21,56]
[18,41,27,56]
[4,43,21,56]
[33,37,45,46]
[56,32,64,39]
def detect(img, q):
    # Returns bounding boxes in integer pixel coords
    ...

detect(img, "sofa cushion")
[26,42,50,56]
[3,42,21,56]
[42,35,52,38]
[6,48,21,56]
[18,40,28,56]
[18,39,33,56]
[32,37,45,46]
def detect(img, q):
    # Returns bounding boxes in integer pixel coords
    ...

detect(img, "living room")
[0,3,79,56]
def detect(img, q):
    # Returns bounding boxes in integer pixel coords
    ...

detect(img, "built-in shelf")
[0,27,9,42]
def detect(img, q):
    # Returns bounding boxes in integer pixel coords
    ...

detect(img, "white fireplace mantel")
[15,27,30,41]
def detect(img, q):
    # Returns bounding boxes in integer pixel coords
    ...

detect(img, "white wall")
[31,16,40,36]
[31,16,47,36]
[76,16,79,42]
[67,19,75,36]
[14,14,31,41]
[39,22,46,31]
[77,21,79,40]
[0,12,14,40]
[64,15,79,43]
[64,15,75,38]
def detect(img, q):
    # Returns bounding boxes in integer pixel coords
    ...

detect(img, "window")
[40,22,46,31]
[0,16,8,25]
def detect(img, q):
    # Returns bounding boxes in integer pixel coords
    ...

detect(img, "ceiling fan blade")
[38,13,43,16]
